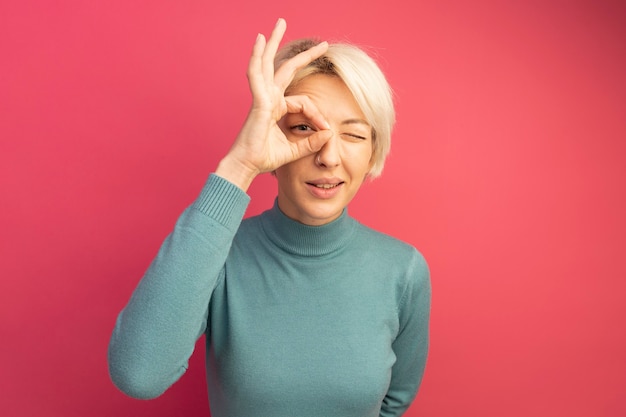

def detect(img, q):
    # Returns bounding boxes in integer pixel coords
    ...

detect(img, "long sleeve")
[380,250,431,417]
[107,174,250,399]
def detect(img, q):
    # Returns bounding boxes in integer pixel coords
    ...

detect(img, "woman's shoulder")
[233,212,264,240]
[351,221,430,307]
[353,220,427,269]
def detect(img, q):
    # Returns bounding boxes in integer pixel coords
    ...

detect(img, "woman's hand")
[215,18,332,191]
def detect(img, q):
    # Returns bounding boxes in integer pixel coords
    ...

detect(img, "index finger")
[284,94,330,131]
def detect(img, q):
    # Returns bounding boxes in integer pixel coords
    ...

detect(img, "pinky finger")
[247,33,267,96]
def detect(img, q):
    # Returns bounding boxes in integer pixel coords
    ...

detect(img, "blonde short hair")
[275,39,395,178]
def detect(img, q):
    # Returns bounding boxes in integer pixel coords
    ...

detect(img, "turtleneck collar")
[260,199,357,258]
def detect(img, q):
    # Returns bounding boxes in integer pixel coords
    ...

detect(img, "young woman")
[108,18,431,417]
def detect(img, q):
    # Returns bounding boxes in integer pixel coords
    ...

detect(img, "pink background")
[2,1,625,416]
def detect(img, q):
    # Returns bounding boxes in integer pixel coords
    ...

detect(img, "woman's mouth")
[310,183,341,189]
[306,181,345,198]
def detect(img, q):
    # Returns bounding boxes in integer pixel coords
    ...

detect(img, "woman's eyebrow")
[341,118,370,127]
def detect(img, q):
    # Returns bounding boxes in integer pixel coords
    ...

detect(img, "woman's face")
[275,74,373,226]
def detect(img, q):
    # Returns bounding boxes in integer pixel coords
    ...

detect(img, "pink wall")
[2,1,625,416]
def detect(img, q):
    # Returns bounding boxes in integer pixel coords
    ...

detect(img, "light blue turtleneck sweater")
[108,174,431,417]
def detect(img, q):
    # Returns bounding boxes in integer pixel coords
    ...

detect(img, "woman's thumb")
[306,129,333,154]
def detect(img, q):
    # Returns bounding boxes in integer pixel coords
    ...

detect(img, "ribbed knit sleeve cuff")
[191,174,251,232]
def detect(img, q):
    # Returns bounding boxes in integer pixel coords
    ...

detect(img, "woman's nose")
[315,134,341,168]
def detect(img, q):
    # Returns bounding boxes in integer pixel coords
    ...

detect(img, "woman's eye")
[290,124,314,133]
[344,133,367,140]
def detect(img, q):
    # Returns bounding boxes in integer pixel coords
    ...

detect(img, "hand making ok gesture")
[216,18,332,191]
